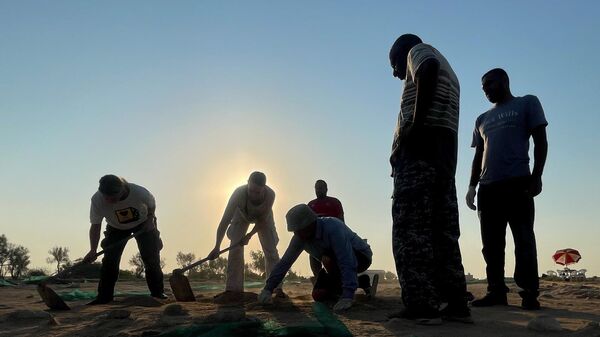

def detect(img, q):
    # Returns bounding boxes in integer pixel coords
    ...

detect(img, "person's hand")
[207,246,220,260]
[527,175,543,197]
[258,289,273,304]
[83,249,98,263]
[466,186,477,210]
[333,298,353,312]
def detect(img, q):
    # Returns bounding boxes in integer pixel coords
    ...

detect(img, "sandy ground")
[1,279,600,337]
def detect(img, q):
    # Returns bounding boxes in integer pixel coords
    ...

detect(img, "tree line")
[0,233,398,282]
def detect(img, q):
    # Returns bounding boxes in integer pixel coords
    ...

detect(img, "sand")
[1,280,600,336]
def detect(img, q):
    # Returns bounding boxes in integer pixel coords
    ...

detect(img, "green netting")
[191,281,263,291]
[0,279,17,287]
[58,289,154,301]
[22,275,50,284]
[157,320,345,337]
[156,303,353,337]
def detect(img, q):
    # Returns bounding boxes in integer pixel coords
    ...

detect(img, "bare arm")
[528,126,548,197]
[89,223,101,252]
[466,143,484,210]
[413,58,440,128]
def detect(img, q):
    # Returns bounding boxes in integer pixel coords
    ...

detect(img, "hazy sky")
[1,1,599,279]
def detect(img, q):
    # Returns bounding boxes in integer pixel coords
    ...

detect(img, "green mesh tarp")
[58,289,152,301]
[0,279,17,287]
[57,281,265,301]
[191,281,263,291]
[157,302,352,337]
[22,275,50,284]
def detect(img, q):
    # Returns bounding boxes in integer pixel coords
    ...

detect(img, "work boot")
[213,291,244,304]
[388,307,442,326]
[87,297,112,305]
[274,288,288,298]
[471,292,508,307]
[440,303,474,324]
[520,291,541,310]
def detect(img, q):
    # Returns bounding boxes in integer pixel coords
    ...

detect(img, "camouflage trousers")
[392,160,467,311]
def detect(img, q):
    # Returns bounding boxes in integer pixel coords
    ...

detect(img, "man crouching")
[258,204,373,312]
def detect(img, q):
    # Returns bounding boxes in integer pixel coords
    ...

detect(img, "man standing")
[84,175,166,304]
[389,34,470,324]
[257,204,373,312]
[208,171,284,303]
[307,179,344,277]
[466,68,548,310]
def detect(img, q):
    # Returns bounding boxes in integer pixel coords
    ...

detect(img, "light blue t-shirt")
[472,95,548,185]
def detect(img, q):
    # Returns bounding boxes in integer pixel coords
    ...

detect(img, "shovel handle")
[178,240,244,274]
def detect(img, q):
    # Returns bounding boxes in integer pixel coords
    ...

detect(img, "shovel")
[169,239,247,302]
[37,228,149,310]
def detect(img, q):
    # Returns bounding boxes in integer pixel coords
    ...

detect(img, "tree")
[129,253,166,278]
[207,256,227,277]
[175,252,196,275]
[7,245,30,279]
[0,235,9,278]
[46,246,70,273]
[249,250,266,277]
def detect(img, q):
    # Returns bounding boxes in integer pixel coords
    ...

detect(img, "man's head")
[389,34,422,80]
[286,204,318,241]
[247,171,267,203]
[482,68,511,104]
[314,179,328,199]
[99,174,127,203]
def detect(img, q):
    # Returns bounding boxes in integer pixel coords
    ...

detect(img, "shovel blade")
[169,272,196,302]
[37,283,71,310]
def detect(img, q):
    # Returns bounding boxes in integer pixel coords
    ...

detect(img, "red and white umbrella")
[552,248,581,266]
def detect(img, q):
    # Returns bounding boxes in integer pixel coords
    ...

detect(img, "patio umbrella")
[552,248,581,266]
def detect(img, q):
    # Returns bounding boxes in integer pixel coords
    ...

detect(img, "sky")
[1,1,599,280]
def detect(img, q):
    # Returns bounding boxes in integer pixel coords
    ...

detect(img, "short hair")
[248,171,267,187]
[99,174,125,196]
[315,179,327,187]
[389,34,423,63]
[482,68,510,84]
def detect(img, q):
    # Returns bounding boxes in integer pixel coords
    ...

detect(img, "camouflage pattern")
[392,159,467,311]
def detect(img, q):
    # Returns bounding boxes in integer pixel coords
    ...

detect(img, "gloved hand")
[333,298,353,312]
[258,289,273,304]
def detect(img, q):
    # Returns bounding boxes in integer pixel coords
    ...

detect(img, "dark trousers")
[478,177,539,297]
[312,250,371,301]
[392,160,468,311]
[97,224,164,300]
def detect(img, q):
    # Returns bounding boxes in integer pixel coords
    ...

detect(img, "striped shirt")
[391,43,460,178]
[398,43,460,133]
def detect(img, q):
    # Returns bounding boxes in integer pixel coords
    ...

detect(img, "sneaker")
[152,292,169,300]
[213,291,244,304]
[388,308,443,326]
[440,304,474,324]
[471,293,508,307]
[521,297,541,310]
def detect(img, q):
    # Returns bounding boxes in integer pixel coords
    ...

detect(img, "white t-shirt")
[90,183,156,230]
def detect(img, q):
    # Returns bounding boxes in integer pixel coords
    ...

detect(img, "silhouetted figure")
[257,204,373,312]
[466,68,548,310]
[207,171,285,303]
[84,175,166,304]
[389,34,470,325]
[307,179,344,277]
